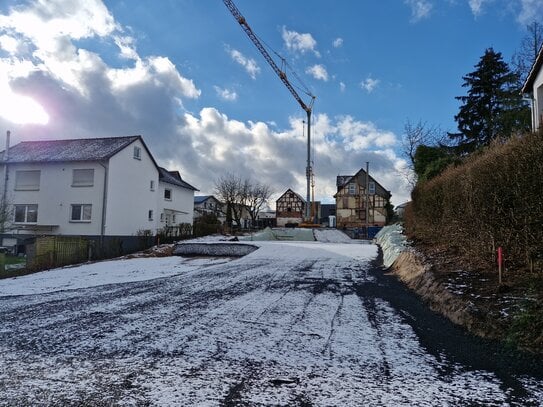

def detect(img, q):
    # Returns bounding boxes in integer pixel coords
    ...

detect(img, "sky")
[0,0,541,207]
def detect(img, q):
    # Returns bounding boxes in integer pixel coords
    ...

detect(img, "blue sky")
[0,0,541,206]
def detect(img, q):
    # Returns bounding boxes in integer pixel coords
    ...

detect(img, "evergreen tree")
[450,48,530,154]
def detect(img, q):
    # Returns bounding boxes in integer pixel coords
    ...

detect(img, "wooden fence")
[27,236,89,271]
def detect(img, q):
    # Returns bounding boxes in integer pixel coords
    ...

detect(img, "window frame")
[14,204,38,224]
[133,146,141,160]
[14,170,41,191]
[148,210,154,221]
[150,180,155,191]
[70,204,92,222]
[164,188,172,201]
[71,169,95,187]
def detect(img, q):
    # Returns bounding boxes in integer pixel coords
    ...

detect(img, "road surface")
[0,240,542,406]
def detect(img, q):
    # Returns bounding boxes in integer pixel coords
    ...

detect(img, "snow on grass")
[0,256,231,297]
[0,238,540,405]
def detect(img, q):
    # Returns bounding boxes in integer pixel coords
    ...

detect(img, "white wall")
[535,67,543,130]
[105,139,160,235]
[158,182,195,226]
[2,162,106,235]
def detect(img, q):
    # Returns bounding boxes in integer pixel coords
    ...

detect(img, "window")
[71,204,92,222]
[133,146,141,160]
[164,189,172,200]
[150,180,155,191]
[15,170,40,191]
[348,183,356,195]
[14,204,38,223]
[368,181,376,195]
[148,210,154,221]
[72,169,94,187]
[160,213,165,222]
[172,215,176,223]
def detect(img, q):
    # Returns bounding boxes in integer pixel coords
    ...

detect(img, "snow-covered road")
[0,240,542,406]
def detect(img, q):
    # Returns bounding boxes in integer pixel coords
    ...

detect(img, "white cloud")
[305,64,329,81]
[0,34,19,54]
[214,86,238,101]
[0,0,410,207]
[404,0,433,21]
[468,0,489,16]
[0,0,117,52]
[227,48,260,79]
[517,0,543,25]
[360,76,380,93]
[281,26,320,57]
[333,37,343,48]
[174,109,410,206]
[339,82,346,92]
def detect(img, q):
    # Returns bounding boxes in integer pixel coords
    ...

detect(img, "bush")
[193,214,221,237]
[407,131,543,270]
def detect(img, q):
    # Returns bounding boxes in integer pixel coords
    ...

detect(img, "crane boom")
[222,0,314,113]
[223,0,316,222]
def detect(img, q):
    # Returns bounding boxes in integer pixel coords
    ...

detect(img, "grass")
[2,255,26,266]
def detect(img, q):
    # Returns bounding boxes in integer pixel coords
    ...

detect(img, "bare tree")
[401,119,445,186]
[215,173,243,228]
[0,196,12,233]
[512,21,543,84]
[215,174,272,229]
[246,182,272,225]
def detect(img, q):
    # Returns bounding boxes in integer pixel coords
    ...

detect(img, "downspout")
[99,161,108,251]
[1,131,10,234]
[2,131,9,202]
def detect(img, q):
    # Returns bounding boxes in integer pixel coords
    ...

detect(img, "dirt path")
[0,241,542,405]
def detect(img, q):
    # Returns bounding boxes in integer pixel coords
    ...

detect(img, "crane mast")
[223,0,315,222]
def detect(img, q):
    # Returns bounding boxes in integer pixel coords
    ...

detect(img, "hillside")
[399,131,543,353]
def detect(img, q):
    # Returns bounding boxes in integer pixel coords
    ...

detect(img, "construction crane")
[222,0,316,222]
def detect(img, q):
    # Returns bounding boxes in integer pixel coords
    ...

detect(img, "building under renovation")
[334,168,391,233]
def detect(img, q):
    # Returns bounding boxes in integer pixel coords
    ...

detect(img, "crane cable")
[252,30,315,103]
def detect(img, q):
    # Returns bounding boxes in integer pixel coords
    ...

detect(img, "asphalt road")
[0,241,542,406]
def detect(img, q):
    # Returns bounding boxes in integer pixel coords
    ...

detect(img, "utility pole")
[365,161,369,238]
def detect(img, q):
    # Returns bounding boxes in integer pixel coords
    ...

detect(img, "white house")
[193,195,225,222]
[522,44,543,132]
[0,135,197,250]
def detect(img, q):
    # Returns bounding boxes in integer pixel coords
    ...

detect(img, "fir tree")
[450,48,530,154]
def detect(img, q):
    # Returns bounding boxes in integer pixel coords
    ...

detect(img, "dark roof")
[158,167,198,191]
[194,195,213,204]
[334,168,391,199]
[0,135,142,163]
[522,43,543,93]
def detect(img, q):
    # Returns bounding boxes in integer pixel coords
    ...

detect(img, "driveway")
[0,240,542,406]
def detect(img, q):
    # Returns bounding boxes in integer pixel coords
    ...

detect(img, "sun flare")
[0,91,49,125]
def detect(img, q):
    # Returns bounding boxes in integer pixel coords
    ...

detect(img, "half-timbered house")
[334,168,391,230]
[275,188,305,227]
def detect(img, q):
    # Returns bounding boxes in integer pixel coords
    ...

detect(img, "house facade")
[275,188,305,227]
[522,44,543,131]
[334,169,391,229]
[0,135,197,251]
[194,195,225,223]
